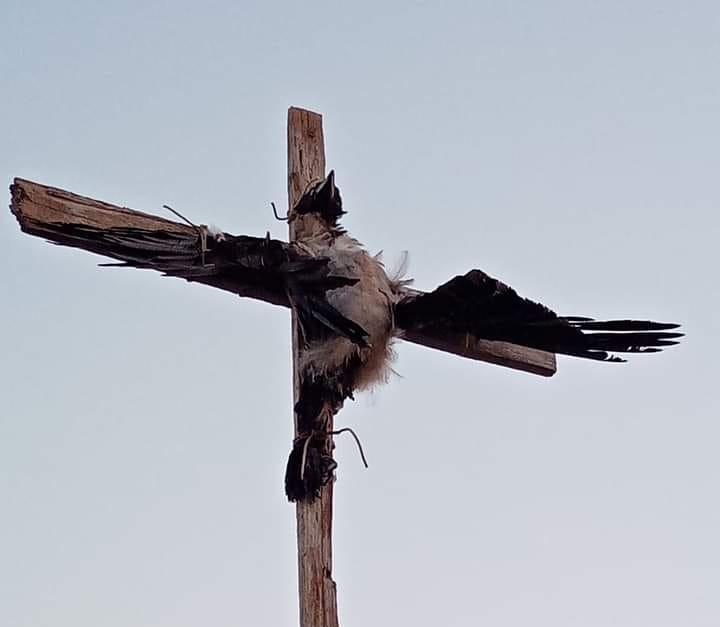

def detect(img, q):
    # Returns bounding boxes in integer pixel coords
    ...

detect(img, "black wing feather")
[395,269,682,362]
[80,223,368,346]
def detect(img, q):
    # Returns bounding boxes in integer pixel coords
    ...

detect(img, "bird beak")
[312,170,345,222]
[315,170,336,203]
[292,169,345,226]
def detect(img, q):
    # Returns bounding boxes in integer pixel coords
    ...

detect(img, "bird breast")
[296,233,398,390]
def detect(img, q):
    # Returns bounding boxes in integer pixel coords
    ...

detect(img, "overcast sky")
[2,1,719,626]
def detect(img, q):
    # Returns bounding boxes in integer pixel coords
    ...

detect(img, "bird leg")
[285,379,343,503]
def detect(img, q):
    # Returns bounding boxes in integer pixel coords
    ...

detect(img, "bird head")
[291,170,346,235]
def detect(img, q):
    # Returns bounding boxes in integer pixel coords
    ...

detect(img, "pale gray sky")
[2,1,719,626]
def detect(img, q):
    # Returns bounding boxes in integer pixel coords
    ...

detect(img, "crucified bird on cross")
[268,171,681,501]
[9,171,682,503]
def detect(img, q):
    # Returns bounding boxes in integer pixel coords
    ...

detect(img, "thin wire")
[162,204,200,229]
[162,205,207,265]
[330,427,369,468]
[271,201,288,221]
[297,426,369,485]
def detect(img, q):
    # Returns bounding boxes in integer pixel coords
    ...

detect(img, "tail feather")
[569,319,681,332]
[526,318,683,362]
[565,328,683,350]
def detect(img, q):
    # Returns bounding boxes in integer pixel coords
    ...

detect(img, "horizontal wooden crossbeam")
[9,177,557,377]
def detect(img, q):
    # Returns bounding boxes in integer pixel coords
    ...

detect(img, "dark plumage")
[394,269,682,363]
[76,171,681,502]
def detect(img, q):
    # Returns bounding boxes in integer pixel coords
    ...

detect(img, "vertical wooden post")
[287,107,340,627]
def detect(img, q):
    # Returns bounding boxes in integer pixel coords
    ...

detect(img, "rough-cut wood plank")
[9,177,289,307]
[403,331,555,377]
[11,177,190,233]
[10,176,556,376]
[287,107,339,627]
[398,286,556,376]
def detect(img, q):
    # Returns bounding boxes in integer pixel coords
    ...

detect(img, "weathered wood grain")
[9,108,559,627]
[11,177,189,234]
[403,330,555,377]
[9,177,290,307]
[399,283,556,375]
[10,176,556,376]
[10,178,557,379]
[287,107,340,627]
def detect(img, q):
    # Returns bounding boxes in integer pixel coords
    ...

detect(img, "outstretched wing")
[10,178,369,347]
[98,228,369,347]
[394,269,682,362]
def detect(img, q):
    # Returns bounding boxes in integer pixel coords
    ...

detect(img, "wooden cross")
[10,106,555,627]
